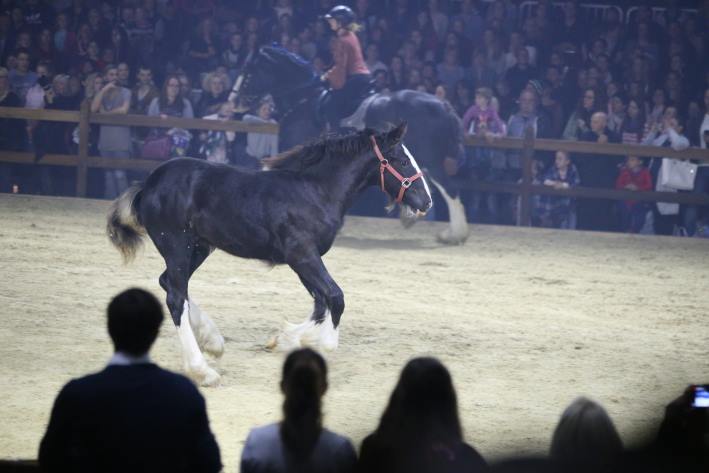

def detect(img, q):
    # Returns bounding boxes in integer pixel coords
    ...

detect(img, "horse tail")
[107,183,145,264]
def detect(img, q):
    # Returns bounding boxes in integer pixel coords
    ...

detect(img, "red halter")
[370,136,423,204]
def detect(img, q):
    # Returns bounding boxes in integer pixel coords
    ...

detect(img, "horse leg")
[271,257,343,351]
[159,242,224,359]
[156,237,220,386]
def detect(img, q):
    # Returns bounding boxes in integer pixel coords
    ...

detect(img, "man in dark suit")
[38,288,222,473]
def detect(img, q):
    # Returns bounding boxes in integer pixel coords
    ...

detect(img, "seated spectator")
[619,98,645,144]
[462,86,506,137]
[197,71,230,118]
[38,288,222,473]
[562,88,599,141]
[92,65,132,199]
[148,74,194,119]
[606,94,626,134]
[616,155,652,233]
[240,95,278,168]
[538,150,580,229]
[240,348,356,473]
[550,397,623,473]
[222,32,246,81]
[357,357,487,473]
[505,47,537,98]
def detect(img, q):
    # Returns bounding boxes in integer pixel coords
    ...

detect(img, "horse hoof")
[204,334,225,359]
[200,367,221,387]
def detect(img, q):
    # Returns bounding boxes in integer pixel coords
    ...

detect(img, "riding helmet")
[324,5,356,26]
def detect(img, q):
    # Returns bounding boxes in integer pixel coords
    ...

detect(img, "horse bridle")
[370,136,423,204]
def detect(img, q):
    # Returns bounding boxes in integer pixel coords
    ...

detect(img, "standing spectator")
[38,288,222,473]
[92,65,132,199]
[358,357,487,473]
[8,49,37,105]
[616,155,652,233]
[685,88,709,235]
[131,65,158,115]
[0,66,26,192]
[643,115,690,235]
[550,397,623,473]
[199,102,235,164]
[240,348,356,473]
[538,150,581,229]
[576,111,620,232]
[241,95,278,169]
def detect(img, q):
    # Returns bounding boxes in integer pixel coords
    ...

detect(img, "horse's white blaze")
[318,309,339,351]
[402,144,432,203]
[177,302,220,386]
[188,298,224,359]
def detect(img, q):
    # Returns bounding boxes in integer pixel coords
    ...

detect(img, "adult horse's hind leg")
[155,233,220,386]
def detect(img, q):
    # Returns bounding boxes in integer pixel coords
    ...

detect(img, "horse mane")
[262,129,376,175]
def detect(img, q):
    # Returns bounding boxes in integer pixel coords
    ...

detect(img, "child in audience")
[538,150,580,229]
[616,155,652,233]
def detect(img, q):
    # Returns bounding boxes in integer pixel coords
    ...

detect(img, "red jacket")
[327,31,370,90]
[615,166,652,207]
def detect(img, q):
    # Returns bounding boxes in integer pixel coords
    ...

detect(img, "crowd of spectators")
[0,0,708,235]
[37,287,709,473]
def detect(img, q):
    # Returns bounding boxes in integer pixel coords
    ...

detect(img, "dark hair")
[375,357,462,449]
[280,348,327,462]
[107,288,164,356]
[159,73,184,110]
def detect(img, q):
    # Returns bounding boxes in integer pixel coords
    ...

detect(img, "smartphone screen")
[693,385,709,408]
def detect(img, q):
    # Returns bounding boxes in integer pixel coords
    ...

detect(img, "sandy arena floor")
[1,194,708,469]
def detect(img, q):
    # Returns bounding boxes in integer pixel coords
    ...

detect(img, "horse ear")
[385,122,408,145]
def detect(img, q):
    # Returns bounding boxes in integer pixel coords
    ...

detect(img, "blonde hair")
[201,71,230,92]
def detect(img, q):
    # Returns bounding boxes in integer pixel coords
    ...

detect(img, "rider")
[320,5,371,130]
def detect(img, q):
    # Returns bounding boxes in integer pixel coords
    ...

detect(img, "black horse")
[106,124,431,386]
[231,45,469,243]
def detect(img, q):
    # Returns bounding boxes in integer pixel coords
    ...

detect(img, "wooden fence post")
[76,100,90,197]
[519,126,536,226]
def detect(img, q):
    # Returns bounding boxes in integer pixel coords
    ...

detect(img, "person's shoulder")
[245,422,280,446]
[321,427,355,448]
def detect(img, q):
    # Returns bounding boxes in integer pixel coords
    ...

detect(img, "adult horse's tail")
[106,184,145,263]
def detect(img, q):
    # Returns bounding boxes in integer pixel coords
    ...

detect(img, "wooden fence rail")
[1,106,708,227]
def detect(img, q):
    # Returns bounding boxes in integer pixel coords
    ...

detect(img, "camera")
[691,385,709,408]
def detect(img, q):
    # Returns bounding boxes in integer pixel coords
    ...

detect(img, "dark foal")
[107,124,431,386]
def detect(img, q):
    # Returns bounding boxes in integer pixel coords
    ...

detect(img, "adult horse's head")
[371,123,432,216]
[232,45,316,111]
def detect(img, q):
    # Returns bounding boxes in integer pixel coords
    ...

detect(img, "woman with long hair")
[562,87,601,140]
[619,98,646,144]
[241,348,356,473]
[357,357,487,473]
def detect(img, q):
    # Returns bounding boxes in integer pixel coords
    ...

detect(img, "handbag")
[141,134,172,160]
[659,158,697,191]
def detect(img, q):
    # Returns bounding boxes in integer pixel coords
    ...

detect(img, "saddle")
[316,78,376,129]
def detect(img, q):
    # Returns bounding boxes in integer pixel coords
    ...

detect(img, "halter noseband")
[370,136,423,204]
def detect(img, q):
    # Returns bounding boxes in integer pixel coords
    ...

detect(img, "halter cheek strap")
[370,136,423,204]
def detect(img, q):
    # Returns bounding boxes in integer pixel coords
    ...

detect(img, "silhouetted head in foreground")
[107,288,164,356]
